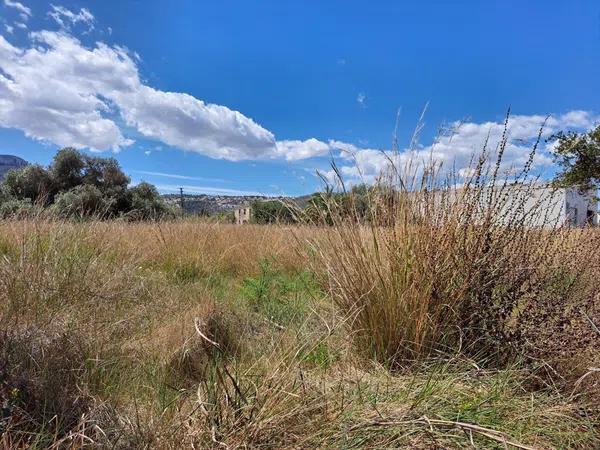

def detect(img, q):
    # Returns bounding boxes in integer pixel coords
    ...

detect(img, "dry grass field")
[1,215,599,449]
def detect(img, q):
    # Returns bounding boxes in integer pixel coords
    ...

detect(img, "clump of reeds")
[306,114,600,368]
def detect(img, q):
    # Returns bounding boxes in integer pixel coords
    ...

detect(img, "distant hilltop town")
[162,193,312,215]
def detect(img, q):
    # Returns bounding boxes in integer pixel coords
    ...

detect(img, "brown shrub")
[304,122,600,370]
[0,326,99,446]
[522,277,600,400]
[166,307,246,384]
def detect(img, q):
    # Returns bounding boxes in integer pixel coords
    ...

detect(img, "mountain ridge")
[0,155,28,181]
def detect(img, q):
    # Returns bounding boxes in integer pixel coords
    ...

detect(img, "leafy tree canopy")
[51,147,86,192]
[251,200,297,224]
[550,125,600,192]
[0,147,172,220]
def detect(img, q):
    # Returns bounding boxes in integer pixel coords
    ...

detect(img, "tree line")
[0,148,173,219]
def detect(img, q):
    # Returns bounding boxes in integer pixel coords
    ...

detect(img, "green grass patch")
[240,257,318,325]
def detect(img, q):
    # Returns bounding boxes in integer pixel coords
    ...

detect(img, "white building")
[478,184,597,228]
[234,205,251,224]
[417,184,597,228]
[563,188,598,226]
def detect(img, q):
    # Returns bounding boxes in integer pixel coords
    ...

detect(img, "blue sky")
[0,0,599,196]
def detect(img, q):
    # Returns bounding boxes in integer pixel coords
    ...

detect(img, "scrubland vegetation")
[0,148,173,220]
[1,217,599,449]
[1,129,600,448]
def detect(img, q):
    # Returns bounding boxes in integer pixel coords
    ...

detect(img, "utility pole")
[179,187,185,216]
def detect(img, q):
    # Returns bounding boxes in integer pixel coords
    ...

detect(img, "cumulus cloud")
[331,112,599,185]
[0,28,309,159]
[0,25,343,160]
[274,138,331,160]
[115,85,277,160]
[48,4,94,31]
[3,0,31,18]
[0,9,597,172]
[0,32,133,150]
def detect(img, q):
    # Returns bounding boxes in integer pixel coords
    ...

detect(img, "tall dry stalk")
[306,115,600,368]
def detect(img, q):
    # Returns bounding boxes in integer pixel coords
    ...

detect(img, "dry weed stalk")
[305,115,600,367]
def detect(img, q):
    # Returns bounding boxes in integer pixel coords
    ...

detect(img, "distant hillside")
[163,193,313,215]
[0,155,28,181]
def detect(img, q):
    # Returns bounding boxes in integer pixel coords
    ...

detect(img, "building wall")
[234,206,251,224]
[430,185,596,228]
[565,188,598,226]
[487,186,596,228]
[499,186,566,228]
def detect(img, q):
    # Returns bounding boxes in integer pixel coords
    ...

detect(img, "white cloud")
[14,22,26,29]
[3,0,31,18]
[114,85,277,160]
[0,32,133,150]
[0,11,597,172]
[4,24,13,34]
[48,4,94,31]
[0,27,338,160]
[0,30,276,155]
[357,92,366,106]
[133,170,225,183]
[274,138,331,161]
[330,112,599,185]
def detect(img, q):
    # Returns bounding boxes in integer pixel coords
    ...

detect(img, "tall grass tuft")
[306,116,600,368]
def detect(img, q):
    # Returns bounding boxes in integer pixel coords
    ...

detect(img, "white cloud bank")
[0,7,597,177]
[3,0,31,18]
[0,21,339,160]
[318,111,599,185]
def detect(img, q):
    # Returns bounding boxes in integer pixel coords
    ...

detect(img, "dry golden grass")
[302,131,600,373]
[0,217,599,449]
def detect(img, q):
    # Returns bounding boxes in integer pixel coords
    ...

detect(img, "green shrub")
[127,181,175,220]
[2,165,55,205]
[0,198,35,219]
[0,148,173,221]
[50,147,86,192]
[53,184,111,218]
[251,199,297,224]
